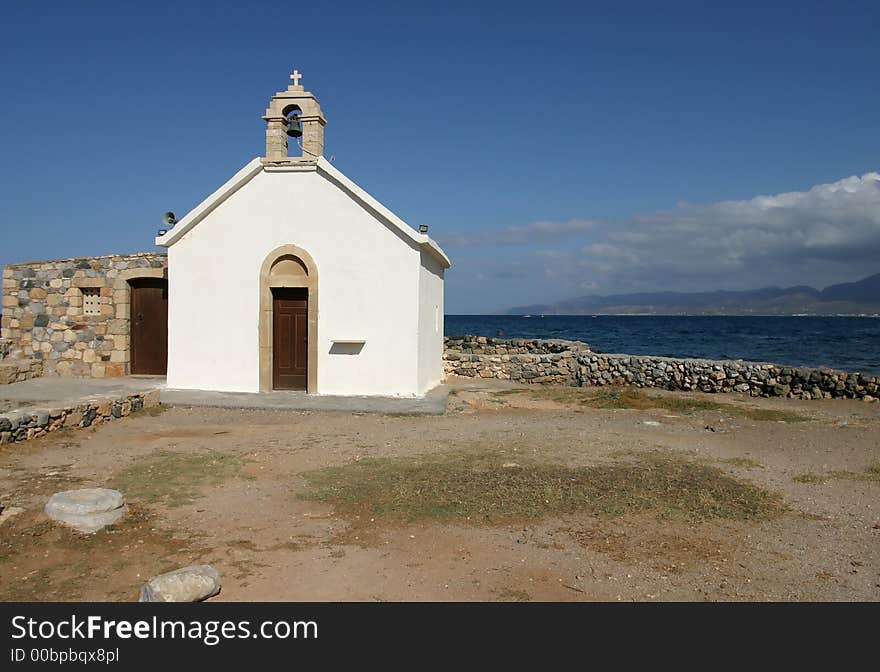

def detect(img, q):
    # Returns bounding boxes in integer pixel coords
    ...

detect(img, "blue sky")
[1,1,879,313]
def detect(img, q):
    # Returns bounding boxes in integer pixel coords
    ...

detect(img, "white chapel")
[155,70,450,396]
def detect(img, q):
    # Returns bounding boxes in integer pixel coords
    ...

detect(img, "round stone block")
[139,565,222,602]
[44,488,125,533]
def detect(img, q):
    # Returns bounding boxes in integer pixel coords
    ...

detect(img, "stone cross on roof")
[290,69,303,87]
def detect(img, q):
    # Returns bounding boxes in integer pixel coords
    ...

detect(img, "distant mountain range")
[506,272,880,316]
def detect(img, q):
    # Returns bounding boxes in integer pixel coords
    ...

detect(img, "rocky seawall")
[443,336,878,401]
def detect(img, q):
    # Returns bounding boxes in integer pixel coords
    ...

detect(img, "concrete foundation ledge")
[160,385,449,415]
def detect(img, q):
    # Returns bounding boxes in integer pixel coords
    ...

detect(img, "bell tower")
[263,69,327,163]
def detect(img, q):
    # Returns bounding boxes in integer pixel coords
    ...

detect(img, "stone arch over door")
[112,268,167,375]
[259,245,318,393]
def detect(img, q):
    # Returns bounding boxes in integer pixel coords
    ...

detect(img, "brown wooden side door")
[130,278,168,375]
[272,288,308,390]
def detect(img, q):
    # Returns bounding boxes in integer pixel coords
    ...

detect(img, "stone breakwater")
[0,390,161,445]
[443,336,879,402]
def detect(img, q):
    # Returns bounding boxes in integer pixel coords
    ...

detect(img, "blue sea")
[445,315,880,375]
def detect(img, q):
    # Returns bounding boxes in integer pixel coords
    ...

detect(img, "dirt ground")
[1,379,878,602]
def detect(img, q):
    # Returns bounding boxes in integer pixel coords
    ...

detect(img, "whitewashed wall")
[166,167,426,395]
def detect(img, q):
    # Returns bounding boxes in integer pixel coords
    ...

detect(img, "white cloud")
[442,171,880,298]
[435,218,600,246]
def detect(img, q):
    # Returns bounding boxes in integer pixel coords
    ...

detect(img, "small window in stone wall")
[82,288,101,316]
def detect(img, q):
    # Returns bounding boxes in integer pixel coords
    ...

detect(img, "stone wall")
[0,390,161,444]
[0,359,43,385]
[444,336,589,384]
[1,252,167,379]
[0,332,43,383]
[443,336,879,402]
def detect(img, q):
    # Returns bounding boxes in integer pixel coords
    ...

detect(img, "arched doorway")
[259,245,318,392]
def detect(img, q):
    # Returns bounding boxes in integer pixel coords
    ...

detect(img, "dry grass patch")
[794,463,880,484]
[793,472,827,484]
[130,404,168,418]
[720,456,764,469]
[300,450,784,525]
[109,450,250,507]
[520,386,808,421]
[494,588,532,602]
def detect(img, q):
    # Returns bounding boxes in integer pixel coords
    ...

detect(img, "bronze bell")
[286,115,303,138]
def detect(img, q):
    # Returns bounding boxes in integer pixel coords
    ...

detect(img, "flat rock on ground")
[44,488,126,534]
[139,565,222,602]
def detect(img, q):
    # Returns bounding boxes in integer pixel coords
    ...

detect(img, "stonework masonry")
[0,389,161,445]
[1,252,167,379]
[0,358,43,385]
[444,336,879,402]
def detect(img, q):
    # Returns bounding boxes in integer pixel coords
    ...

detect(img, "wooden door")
[273,288,308,390]
[130,278,168,375]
